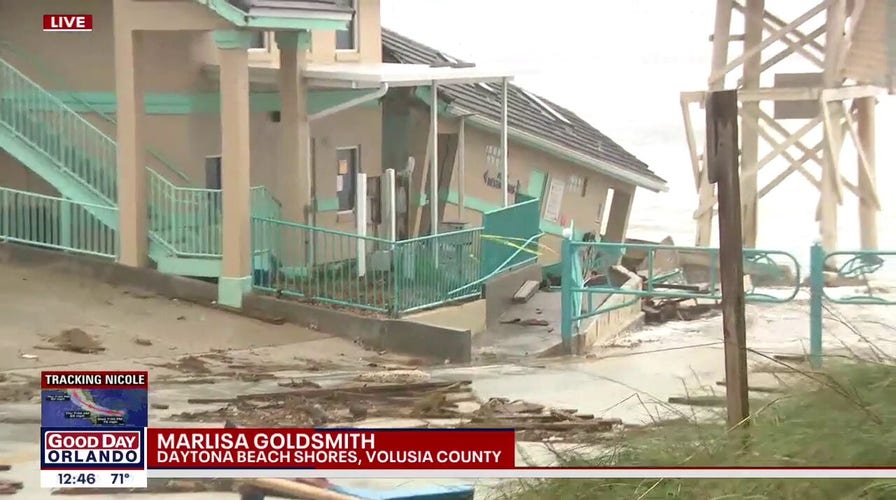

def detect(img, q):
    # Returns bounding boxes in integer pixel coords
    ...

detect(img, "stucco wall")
[401,105,636,264]
[0,0,383,228]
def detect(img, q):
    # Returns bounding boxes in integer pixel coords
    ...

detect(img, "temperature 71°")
[111,473,131,485]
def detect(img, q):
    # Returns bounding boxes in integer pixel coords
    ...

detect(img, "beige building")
[0,0,666,310]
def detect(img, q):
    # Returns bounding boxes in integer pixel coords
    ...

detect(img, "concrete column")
[214,31,253,308]
[276,31,312,225]
[603,190,633,243]
[113,3,148,267]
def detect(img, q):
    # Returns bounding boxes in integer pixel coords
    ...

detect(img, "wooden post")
[706,89,750,430]
[855,96,877,250]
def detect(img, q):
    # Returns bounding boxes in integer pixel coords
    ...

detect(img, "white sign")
[336,175,344,192]
[543,177,566,223]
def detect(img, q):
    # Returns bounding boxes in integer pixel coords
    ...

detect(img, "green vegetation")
[503,361,896,499]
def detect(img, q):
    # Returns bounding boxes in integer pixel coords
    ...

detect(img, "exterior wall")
[0,0,383,230]
[235,0,383,66]
[401,104,637,264]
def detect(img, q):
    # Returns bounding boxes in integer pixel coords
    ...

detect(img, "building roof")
[227,0,353,17]
[381,28,667,191]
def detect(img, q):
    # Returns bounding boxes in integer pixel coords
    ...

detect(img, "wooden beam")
[841,104,880,209]
[824,0,847,83]
[739,86,821,101]
[740,0,764,248]
[732,2,825,68]
[751,116,822,174]
[836,0,867,75]
[680,99,704,189]
[709,0,835,86]
[759,6,828,54]
[705,89,750,431]
[758,144,824,198]
[820,85,883,101]
[855,96,878,249]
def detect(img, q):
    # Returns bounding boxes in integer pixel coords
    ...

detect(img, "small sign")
[338,159,349,175]
[543,177,565,223]
[43,14,93,32]
[482,170,521,194]
[336,175,344,192]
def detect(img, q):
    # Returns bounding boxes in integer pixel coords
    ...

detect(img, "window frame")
[335,0,359,52]
[336,146,361,213]
[567,174,587,197]
[248,31,269,52]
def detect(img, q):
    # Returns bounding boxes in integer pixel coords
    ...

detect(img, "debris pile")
[0,465,22,495]
[464,397,622,441]
[173,380,479,427]
[36,328,105,354]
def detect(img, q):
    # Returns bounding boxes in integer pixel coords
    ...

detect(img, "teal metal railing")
[392,228,483,314]
[0,54,286,263]
[809,243,896,367]
[0,187,117,258]
[559,239,802,352]
[1,51,285,264]
[0,40,191,184]
[251,217,484,315]
[480,195,542,279]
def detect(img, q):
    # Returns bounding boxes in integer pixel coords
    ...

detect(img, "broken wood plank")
[513,280,540,303]
[715,380,788,394]
[668,395,727,407]
[237,478,361,500]
[186,380,473,405]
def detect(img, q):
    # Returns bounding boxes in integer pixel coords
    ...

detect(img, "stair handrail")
[0,40,191,184]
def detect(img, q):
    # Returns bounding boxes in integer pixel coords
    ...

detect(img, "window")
[335,0,358,51]
[485,145,502,166]
[248,31,267,51]
[520,89,572,125]
[336,146,360,211]
[568,175,587,196]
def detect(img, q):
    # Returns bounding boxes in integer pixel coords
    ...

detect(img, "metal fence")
[480,194,542,279]
[559,236,895,364]
[0,187,117,258]
[251,216,484,315]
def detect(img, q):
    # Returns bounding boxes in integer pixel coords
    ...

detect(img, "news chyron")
[40,371,149,488]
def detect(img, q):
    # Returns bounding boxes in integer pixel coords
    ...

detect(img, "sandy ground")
[1,261,895,499]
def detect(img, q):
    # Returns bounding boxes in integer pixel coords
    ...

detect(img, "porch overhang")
[194,0,352,30]
[202,62,516,88]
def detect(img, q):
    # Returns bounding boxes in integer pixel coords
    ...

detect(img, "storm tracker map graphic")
[42,388,148,428]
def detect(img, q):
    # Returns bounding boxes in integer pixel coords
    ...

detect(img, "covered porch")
[201,54,524,309]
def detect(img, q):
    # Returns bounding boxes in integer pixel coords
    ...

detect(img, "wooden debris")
[0,479,22,495]
[715,381,788,394]
[668,395,727,408]
[0,465,9,472]
[237,478,359,500]
[513,280,540,303]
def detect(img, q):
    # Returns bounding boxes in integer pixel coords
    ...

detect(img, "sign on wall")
[543,177,566,223]
[482,171,522,195]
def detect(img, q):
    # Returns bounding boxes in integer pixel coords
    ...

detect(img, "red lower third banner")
[146,428,516,469]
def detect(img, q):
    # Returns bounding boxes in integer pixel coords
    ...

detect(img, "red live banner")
[146,429,515,469]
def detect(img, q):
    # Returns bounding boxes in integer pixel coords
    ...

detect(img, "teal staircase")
[0,52,281,277]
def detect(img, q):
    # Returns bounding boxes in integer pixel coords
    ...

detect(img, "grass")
[501,360,896,500]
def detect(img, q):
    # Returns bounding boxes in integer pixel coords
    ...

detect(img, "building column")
[276,31,312,225]
[603,190,633,243]
[214,31,253,308]
[275,31,312,268]
[113,1,148,266]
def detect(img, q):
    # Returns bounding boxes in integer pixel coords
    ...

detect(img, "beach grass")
[500,360,896,499]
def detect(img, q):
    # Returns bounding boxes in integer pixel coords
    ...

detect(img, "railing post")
[809,241,825,368]
[560,236,574,354]
[60,199,72,249]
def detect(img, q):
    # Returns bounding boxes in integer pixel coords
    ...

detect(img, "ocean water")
[382,0,896,278]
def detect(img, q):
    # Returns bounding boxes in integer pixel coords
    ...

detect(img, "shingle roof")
[381,28,666,189]
[227,0,351,15]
